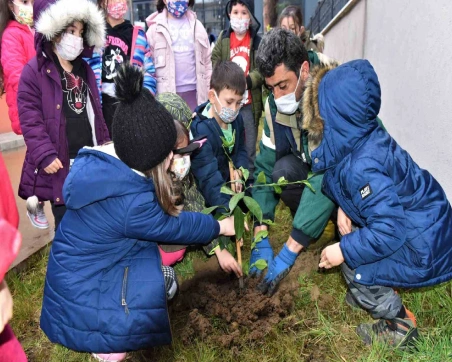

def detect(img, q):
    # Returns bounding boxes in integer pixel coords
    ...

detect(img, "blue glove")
[257,244,298,295]
[249,237,274,276]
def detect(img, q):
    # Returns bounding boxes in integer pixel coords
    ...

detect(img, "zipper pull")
[122,298,129,314]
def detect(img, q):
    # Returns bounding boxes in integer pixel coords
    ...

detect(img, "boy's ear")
[208,89,216,104]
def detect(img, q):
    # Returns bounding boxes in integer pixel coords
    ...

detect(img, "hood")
[302,59,381,172]
[225,0,261,34]
[63,144,154,210]
[34,0,105,58]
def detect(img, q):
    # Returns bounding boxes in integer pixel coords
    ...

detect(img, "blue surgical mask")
[213,92,241,124]
[167,0,189,18]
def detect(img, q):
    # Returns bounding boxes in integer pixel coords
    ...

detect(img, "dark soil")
[170,249,323,348]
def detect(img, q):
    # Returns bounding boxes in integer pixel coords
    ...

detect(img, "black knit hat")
[112,63,177,172]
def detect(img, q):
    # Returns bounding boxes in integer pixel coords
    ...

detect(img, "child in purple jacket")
[17,0,110,230]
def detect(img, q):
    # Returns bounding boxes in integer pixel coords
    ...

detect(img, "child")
[40,63,236,361]
[190,60,248,210]
[212,0,264,184]
[89,0,157,136]
[146,0,212,111]
[304,59,452,347]
[0,154,27,362]
[18,0,110,231]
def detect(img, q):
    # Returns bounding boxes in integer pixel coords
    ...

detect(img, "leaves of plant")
[221,185,236,195]
[274,185,282,194]
[202,206,219,215]
[239,166,249,183]
[262,219,276,226]
[277,176,288,185]
[256,171,267,185]
[300,180,315,192]
[250,259,268,270]
[228,192,244,213]
[254,230,268,243]
[234,206,245,240]
[243,196,263,223]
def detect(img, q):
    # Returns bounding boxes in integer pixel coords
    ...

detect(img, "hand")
[44,158,63,174]
[337,207,352,236]
[215,248,243,278]
[319,242,344,269]
[233,169,243,193]
[257,244,298,295]
[0,280,13,334]
[218,216,235,236]
[249,236,274,276]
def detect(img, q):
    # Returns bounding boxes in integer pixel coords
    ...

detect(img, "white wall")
[323,0,452,199]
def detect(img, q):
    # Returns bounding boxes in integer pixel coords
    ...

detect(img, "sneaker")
[27,202,49,229]
[345,290,360,309]
[356,309,419,348]
[162,265,178,300]
[92,353,127,362]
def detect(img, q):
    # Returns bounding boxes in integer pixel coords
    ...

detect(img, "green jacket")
[211,26,264,125]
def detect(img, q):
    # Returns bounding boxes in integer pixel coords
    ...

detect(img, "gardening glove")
[257,244,298,296]
[249,237,274,276]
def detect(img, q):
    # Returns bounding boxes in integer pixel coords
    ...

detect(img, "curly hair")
[256,28,309,78]
[156,0,195,13]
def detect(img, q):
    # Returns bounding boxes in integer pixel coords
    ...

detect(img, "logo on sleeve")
[360,184,373,200]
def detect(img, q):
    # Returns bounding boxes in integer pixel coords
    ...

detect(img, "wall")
[323,0,452,199]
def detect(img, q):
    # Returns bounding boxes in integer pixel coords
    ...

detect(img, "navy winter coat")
[190,102,248,208]
[40,145,220,353]
[304,59,452,288]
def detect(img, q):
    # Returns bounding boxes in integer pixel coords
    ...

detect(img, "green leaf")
[243,196,263,223]
[243,262,250,276]
[277,176,288,185]
[239,166,250,182]
[254,230,268,243]
[228,192,244,213]
[262,219,276,226]
[300,180,315,193]
[234,206,245,240]
[274,185,282,194]
[202,206,219,215]
[250,259,268,271]
[256,171,267,185]
[220,185,236,195]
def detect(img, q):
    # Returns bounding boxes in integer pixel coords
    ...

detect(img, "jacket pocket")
[154,41,167,70]
[121,267,129,314]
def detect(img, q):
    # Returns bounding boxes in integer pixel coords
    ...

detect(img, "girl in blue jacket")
[40,64,235,361]
[302,59,452,348]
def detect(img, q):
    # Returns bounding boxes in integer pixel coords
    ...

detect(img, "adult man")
[250,28,338,294]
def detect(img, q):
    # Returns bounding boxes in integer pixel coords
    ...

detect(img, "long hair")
[146,155,182,217]
[278,5,303,28]
[0,0,15,95]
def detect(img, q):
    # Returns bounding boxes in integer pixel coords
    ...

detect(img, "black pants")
[272,154,310,216]
[102,93,119,138]
[51,202,67,232]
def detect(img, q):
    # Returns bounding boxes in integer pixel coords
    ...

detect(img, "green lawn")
[6,205,452,361]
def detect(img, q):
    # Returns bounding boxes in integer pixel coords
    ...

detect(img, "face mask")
[213,92,241,124]
[55,32,84,61]
[12,2,33,26]
[274,70,302,115]
[171,155,191,180]
[107,1,128,20]
[167,0,189,18]
[230,17,250,35]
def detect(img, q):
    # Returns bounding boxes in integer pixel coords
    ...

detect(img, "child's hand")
[0,280,13,334]
[219,216,235,236]
[319,242,344,269]
[233,169,243,193]
[214,248,243,278]
[44,158,63,174]
[337,207,352,236]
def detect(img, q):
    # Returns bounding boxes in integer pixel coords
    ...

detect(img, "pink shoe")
[92,353,127,362]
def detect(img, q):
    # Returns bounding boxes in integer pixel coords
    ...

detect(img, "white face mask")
[230,17,250,35]
[171,155,191,180]
[55,33,84,61]
[274,70,302,115]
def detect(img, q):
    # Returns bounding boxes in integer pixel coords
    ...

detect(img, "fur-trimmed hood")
[33,0,105,60]
[302,59,381,172]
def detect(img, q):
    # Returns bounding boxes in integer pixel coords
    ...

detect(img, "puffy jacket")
[146,9,212,104]
[40,144,221,352]
[190,102,248,208]
[0,20,36,135]
[304,59,452,288]
[18,0,110,205]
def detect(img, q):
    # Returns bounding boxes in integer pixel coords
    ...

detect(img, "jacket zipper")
[121,267,130,314]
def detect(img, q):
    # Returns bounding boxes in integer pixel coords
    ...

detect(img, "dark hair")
[210,60,246,96]
[174,119,189,148]
[0,0,15,95]
[256,28,309,78]
[228,0,247,13]
[156,0,195,13]
[278,5,303,28]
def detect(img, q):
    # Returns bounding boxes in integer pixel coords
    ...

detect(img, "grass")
[6,203,452,361]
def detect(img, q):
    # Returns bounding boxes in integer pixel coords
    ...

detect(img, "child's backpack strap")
[130,25,142,66]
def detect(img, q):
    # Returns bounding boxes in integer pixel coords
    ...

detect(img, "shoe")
[92,353,127,362]
[356,309,419,348]
[345,290,360,309]
[162,265,178,300]
[27,202,49,229]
